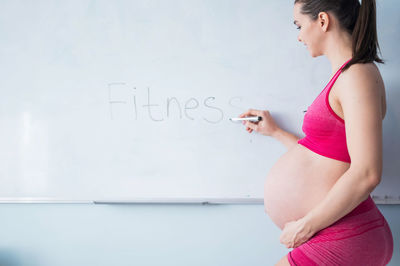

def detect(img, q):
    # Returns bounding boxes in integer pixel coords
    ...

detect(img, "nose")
[297,34,302,42]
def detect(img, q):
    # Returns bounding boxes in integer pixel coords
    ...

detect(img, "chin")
[309,49,322,58]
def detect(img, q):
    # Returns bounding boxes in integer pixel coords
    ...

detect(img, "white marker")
[229,116,262,122]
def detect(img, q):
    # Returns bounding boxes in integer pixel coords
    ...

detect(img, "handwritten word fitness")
[108,83,243,124]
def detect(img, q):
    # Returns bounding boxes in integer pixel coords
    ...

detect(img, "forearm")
[272,128,301,150]
[302,167,379,234]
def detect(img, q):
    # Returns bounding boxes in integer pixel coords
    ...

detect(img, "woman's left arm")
[280,65,384,248]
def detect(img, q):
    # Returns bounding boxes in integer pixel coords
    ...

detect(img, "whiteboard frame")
[0,196,398,204]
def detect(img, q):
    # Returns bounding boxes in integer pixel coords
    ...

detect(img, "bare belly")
[264,144,350,229]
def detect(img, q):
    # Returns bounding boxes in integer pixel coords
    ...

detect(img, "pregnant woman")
[240,0,394,265]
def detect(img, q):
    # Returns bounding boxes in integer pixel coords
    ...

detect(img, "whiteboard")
[0,0,399,202]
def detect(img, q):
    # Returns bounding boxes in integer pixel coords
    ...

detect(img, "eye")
[296,26,301,30]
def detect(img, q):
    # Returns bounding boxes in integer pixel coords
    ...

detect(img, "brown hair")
[294,0,383,71]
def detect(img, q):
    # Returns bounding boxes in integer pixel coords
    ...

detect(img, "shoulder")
[340,62,383,88]
[335,62,384,102]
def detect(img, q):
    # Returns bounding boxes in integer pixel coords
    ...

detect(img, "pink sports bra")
[297,59,352,163]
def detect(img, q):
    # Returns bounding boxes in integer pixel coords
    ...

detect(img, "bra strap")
[329,58,352,84]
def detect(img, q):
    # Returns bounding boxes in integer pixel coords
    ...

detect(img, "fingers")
[238,111,249,118]
[239,108,266,134]
[245,121,258,132]
[239,108,261,118]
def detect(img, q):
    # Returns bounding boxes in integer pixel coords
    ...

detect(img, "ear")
[317,11,330,32]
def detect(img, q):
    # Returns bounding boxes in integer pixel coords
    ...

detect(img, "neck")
[324,31,353,74]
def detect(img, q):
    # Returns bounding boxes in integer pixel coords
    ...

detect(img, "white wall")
[0,203,398,266]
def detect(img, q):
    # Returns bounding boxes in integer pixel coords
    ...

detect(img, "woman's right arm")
[239,109,301,150]
[271,127,301,150]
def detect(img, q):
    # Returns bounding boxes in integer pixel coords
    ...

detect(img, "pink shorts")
[288,196,394,266]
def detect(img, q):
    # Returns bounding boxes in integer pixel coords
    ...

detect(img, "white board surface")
[0,0,399,202]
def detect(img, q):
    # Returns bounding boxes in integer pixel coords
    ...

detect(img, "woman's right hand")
[239,109,280,137]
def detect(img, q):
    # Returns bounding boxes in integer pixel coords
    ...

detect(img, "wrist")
[301,214,318,237]
[271,127,283,139]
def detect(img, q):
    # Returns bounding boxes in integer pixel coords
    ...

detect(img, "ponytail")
[343,0,384,71]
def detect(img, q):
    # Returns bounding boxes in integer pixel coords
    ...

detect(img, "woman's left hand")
[279,218,315,249]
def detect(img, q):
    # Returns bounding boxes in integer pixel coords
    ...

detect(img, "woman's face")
[293,3,325,57]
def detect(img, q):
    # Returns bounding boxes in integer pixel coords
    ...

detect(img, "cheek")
[305,29,319,47]
[308,31,324,56]
[300,27,311,44]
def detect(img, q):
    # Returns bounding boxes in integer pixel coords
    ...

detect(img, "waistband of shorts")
[346,195,377,217]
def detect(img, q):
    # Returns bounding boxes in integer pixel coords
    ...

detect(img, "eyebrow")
[293,20,298,25]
